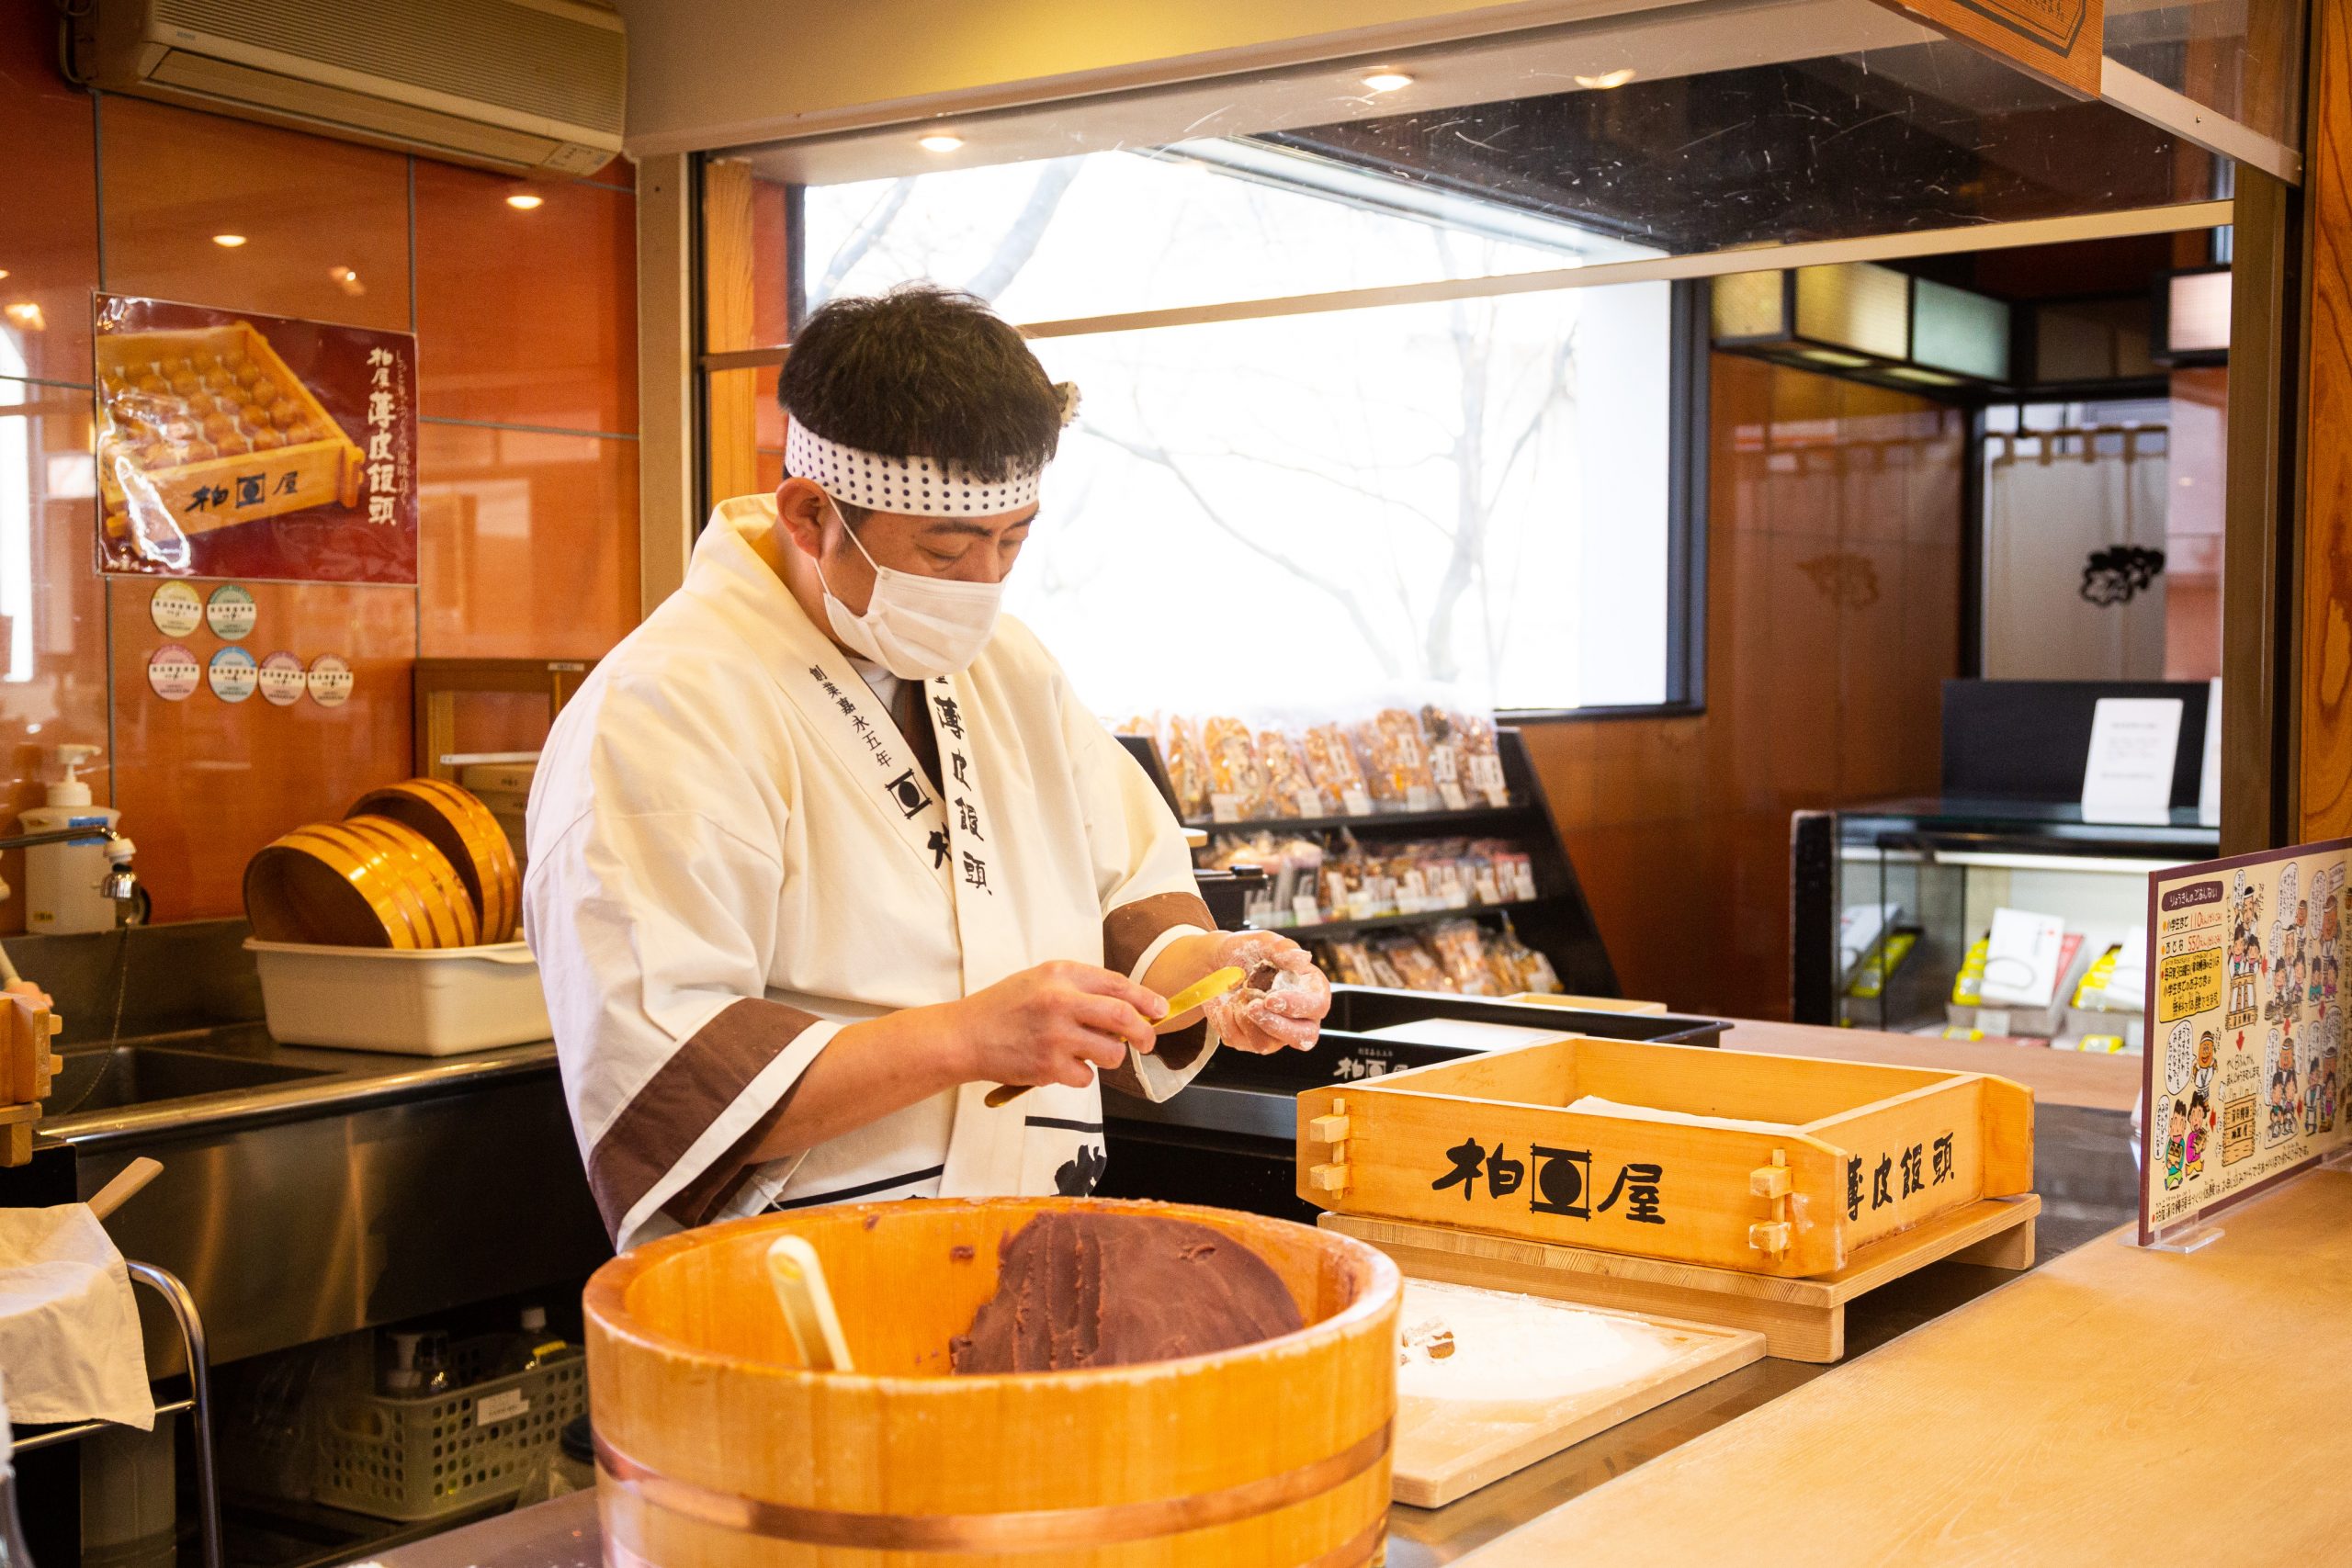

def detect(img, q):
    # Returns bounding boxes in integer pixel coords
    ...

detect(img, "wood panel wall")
[2301,0,2352,840]
[0,12,641,926]
[1524,355,1965,1021]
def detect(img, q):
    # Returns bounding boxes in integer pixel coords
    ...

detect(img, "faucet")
[0,824,139,989]
[0,825,141,907]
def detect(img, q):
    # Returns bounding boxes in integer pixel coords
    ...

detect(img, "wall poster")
[94,294,417,584]
[2141,838,2352,1244]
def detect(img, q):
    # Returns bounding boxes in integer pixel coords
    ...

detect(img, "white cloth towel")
[0,1204,155,1429]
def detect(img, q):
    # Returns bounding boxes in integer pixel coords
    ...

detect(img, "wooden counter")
[1462,1168,2352,1566]
[1723,1018,2143,1112]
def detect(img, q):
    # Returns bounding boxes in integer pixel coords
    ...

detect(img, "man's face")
[776,477,1035,615]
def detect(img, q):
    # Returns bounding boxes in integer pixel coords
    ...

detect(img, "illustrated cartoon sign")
[93,294,417,584]
[2143,840,2352,1242]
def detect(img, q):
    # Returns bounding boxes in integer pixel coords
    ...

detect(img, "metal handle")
[125,1263,223,1568]
[20,1265,223,1568]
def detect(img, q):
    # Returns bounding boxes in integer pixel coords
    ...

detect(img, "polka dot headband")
[785,384,1080,516]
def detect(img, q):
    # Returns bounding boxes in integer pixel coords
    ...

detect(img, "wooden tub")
[582,1196,1400,1566]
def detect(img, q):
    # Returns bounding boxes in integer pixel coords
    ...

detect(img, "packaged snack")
[1160,714,1212,822]
[1428,919,1498,996]
[1418,705,1471,810]
[1455,710,1509,807]
[1257,728,1328,818]
[1319,938,1378,987]
[1352,708,1438,809]
[1202,715,1271,821]
[1487,917,1563,995]
[1304,724,1372,814]
[1381,935,1452,993]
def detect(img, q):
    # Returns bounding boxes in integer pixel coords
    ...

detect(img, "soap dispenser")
[17,746,122,935]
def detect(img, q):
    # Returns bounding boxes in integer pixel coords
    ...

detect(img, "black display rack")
[1117,726,1623,998]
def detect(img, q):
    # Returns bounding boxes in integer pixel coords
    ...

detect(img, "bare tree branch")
[963,159,1082,301]
[815,178,916,304]
[1079,423,1404,679]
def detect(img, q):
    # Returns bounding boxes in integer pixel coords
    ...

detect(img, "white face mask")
[816,501,1006,681]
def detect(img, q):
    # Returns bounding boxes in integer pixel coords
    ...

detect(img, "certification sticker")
[258,651,307,706]
[149,581,202,637]
[208,645,258,703]
[307,653,354,708]
[206,583,258,641]
[147,644,200,701]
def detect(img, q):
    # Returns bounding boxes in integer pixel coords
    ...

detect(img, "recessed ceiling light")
[330,265,366,296]
[1886,366,1965,386]
[506,193,545,209]
[1797,348,1871,368]
[0,269,10,282]
[1362,70,1414,92]
[1575,68,1638,89]
[4,302,44,330]
[918,133,964,152]
[211,233,247,248]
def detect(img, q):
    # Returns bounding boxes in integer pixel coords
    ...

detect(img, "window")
[779,141,1702,715]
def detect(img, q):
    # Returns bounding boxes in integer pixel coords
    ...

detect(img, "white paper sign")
[2081,696,2184,826]
[1978,907,2069,1009]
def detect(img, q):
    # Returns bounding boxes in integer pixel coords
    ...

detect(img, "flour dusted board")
[2141,838,2352,1244]
[1389,1280,1764,1508]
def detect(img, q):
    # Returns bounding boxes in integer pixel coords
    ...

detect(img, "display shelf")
[1117,727,1620,998]
[1184,804,1522,836]
[1271,899,1543,942]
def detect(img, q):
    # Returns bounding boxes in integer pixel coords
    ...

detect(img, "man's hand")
[1199,931,1331,1055]
[947,960,1167,1089]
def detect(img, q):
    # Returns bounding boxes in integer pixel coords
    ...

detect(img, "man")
[527,285,1329,1249]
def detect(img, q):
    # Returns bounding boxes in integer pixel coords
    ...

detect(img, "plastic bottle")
[19,746,121,936]
[379,1331,451,1397]
[2,1370,37,1568]
[500,1306,568,1376]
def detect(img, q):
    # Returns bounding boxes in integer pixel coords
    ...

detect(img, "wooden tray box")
[1297,1036,2032,1279]
[96,321,365,541]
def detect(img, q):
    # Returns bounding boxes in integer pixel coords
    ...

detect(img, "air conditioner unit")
[75,0,625,177]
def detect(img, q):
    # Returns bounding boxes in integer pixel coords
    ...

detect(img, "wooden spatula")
[765,1235,854,1372]
[88,1156,164,1222]
[984,964,1249,1109]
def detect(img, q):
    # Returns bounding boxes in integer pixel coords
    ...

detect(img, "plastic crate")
[313,1340,587,1521]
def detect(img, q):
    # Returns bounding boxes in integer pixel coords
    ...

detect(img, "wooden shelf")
[1267,899,1542,942]
[1185,804,1530,836]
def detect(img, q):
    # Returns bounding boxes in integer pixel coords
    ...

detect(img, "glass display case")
[1793,799,2218,1050]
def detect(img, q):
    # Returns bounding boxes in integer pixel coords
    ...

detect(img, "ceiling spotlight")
[918,133,964,152]
[0,269,10,282]
[506,193,545,209]
[211,233,248,248]
[1362,70,1414,92]
[330,265,366,296]
[4,303,44,331]
[1574,68,1637,89]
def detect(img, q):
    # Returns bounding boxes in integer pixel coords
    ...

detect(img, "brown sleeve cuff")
[1103,889,1214,978]
[1102,890,1217,1099]
[586,996,823,1240]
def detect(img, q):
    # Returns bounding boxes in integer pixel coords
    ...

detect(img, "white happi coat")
[526,496,1211,1251]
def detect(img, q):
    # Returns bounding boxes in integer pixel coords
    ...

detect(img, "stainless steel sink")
[41,1045,334,1118]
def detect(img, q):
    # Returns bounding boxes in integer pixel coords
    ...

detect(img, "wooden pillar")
[2225,167,2301,854]
[701,156,763,504]
[2299,0,2352,840]
[636,150,697,615]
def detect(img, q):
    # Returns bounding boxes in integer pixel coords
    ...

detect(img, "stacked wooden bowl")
[244,778,523,949]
